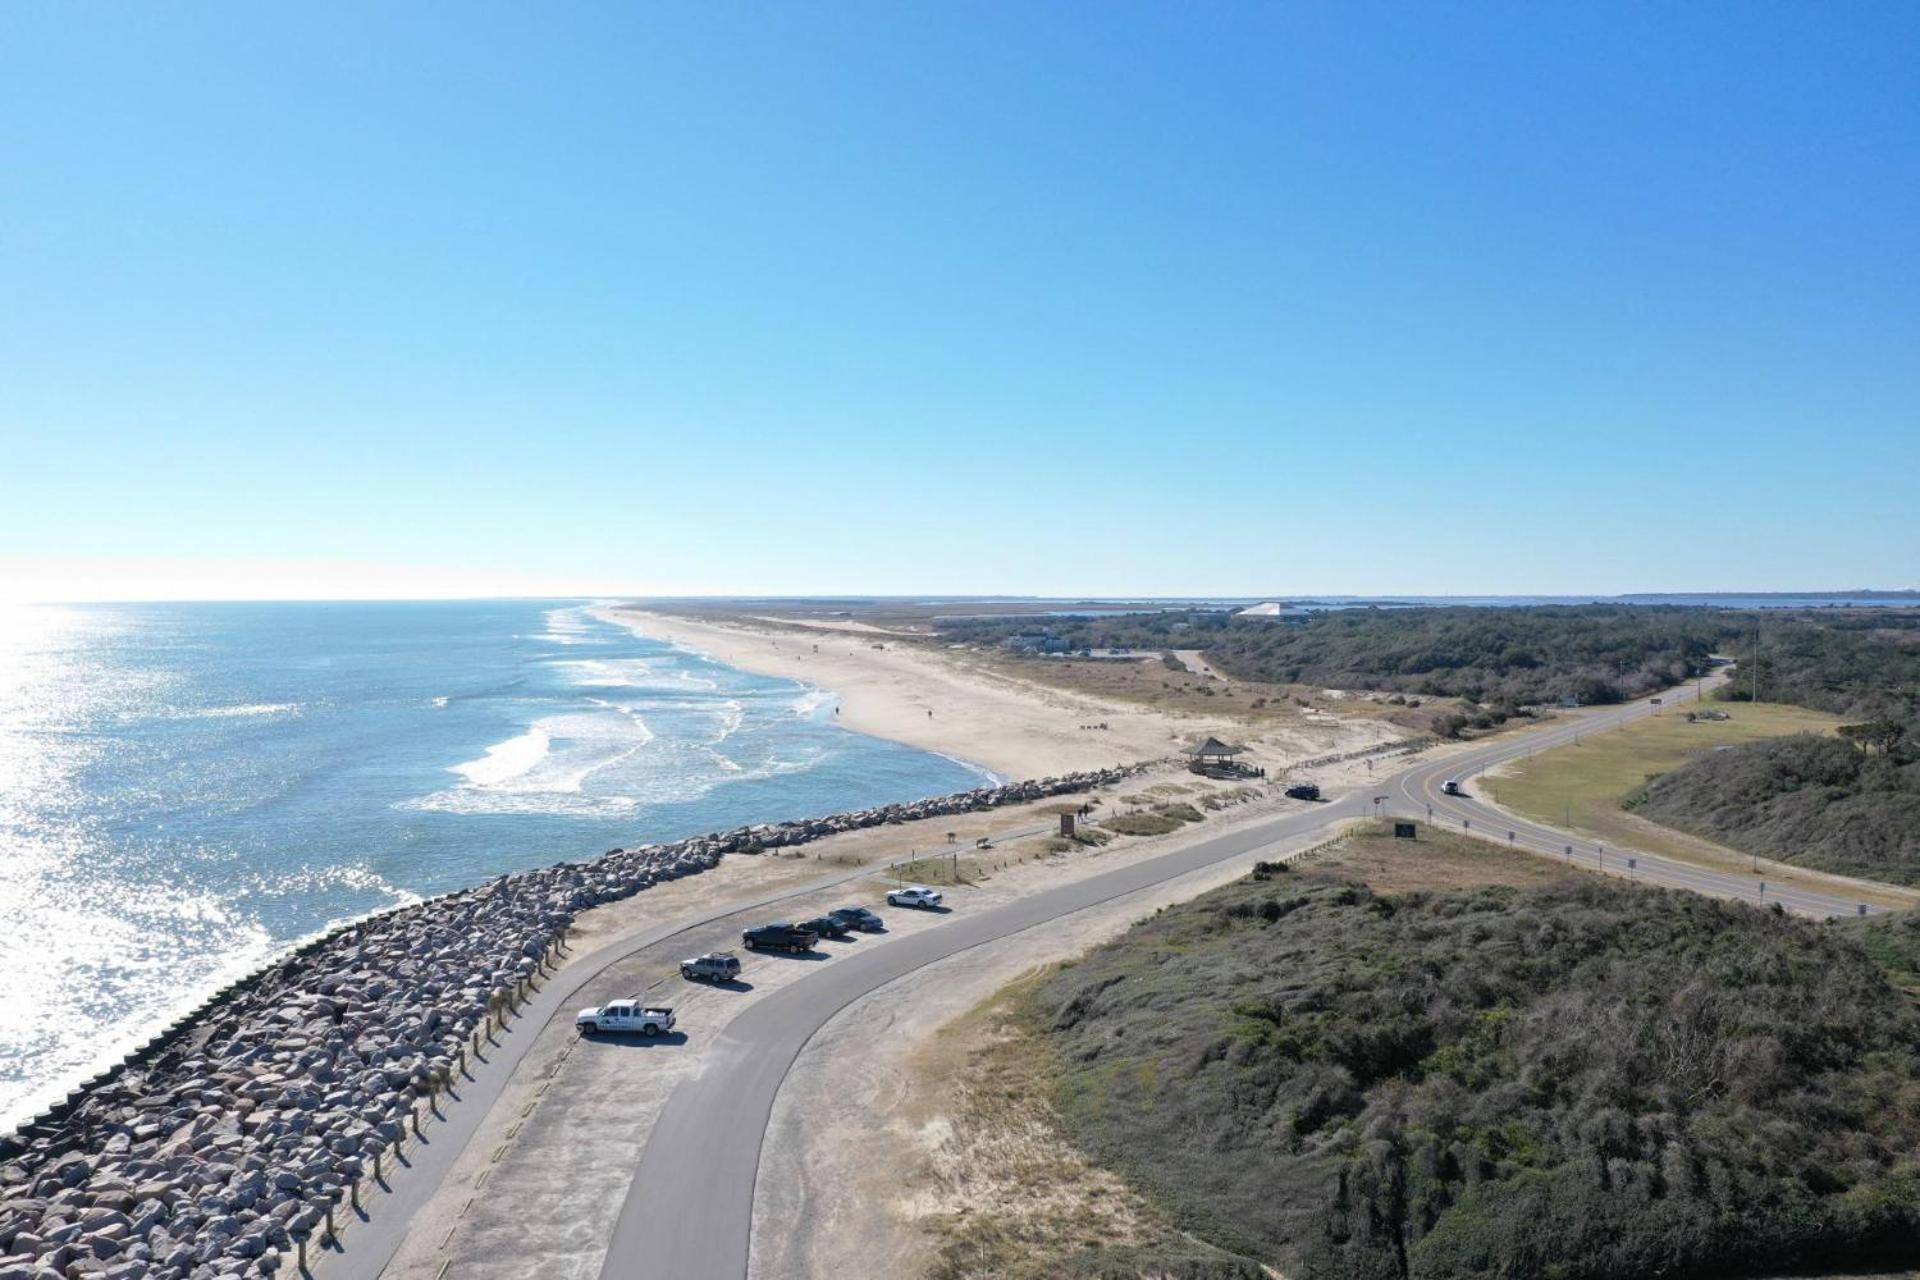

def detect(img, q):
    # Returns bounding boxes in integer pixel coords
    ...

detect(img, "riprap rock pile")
[0,763,1141,1279]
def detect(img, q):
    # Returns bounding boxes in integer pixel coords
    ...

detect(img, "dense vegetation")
[1634,619,1920,882]
[942,605,1732,722]
[1855,906,1920,994]
[1720,612,1920,719]
[1031,869,1920,1280]
[1630,733,1920,884]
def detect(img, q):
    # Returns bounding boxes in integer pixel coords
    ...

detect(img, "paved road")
[1388,675,1891,919]
[598,797,1360,1280]
[323,828,1059,1280]
[600,680,1894,1280]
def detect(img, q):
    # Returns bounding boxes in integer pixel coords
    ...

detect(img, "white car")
[576,1000,676,1036]
[887,885,944,909]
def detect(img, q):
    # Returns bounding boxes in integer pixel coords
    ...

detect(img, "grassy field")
[1309,818,1593,892]
[1482,700,1842,867]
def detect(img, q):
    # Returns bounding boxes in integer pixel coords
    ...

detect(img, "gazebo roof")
[1183,736,1245,758]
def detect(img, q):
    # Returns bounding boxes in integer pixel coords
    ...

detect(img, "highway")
[1390,675,1891,919]
[598,677,1892,1280]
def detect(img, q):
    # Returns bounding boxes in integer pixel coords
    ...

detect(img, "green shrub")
[1102,812,1185,837]
[1030,873,1920,1279]
[1635,733,1920,884]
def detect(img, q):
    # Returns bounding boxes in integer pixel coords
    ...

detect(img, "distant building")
[1237,602,1285,617]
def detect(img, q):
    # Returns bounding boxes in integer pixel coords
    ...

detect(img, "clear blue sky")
[4,3,1916,600]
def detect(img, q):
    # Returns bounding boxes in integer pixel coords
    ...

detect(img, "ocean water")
[0,600,988,1127]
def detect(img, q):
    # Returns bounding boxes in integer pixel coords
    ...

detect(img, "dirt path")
[1170,648,1231,681]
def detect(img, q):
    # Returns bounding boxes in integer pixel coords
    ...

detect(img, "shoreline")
[0,766,1144,1280]
[1,605,1123,1136]
[597,606,1216,779]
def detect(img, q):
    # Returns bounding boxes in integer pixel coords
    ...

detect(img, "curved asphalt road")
[599,795,1361,1280]
[600,678,1893,1280]
[1390,674,1890,919]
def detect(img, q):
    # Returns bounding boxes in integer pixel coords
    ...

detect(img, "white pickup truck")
[576,1000,676,1036]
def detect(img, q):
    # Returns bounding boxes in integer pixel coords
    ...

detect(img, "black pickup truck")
[742,921,819,953]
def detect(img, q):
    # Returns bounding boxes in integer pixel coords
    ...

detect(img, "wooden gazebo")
[1183,736,1246,763]
[1184,736,1259,777]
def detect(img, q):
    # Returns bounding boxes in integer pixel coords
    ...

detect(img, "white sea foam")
[419,698,664,817]
[451,727,552,787]
[710,698,746,743]
[403,789,641,818]
[789,688,837,719]
[431,695,450,708]
[539,605,606,646]
[934,751,1004,786]
[552,657,716,692]
[240,859,427,917]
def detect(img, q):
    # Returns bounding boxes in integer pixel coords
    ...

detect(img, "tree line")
[940,605,1736,727]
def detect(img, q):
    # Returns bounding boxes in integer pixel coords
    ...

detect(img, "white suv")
[887,885,944,909]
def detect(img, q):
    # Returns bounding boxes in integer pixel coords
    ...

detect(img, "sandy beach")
[596,606,1402,782]
[596,607,1200,778]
